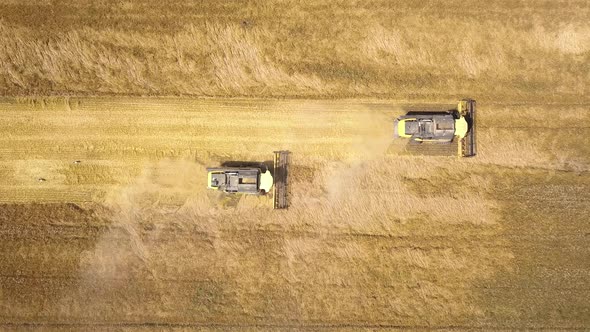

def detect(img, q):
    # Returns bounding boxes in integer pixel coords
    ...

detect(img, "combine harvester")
[393,99,476,157]
[206,151,291,209]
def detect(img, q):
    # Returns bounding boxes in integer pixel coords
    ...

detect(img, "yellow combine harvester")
[206,151,290,209]
[393,99,476,157]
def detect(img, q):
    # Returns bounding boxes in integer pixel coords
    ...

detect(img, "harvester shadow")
[404,109,457,116]
[402,104,456,113]
[220,160,274,173]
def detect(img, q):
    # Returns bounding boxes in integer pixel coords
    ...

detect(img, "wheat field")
[0,1,589,101]
[0,97,588,330]
[0,0,589,330]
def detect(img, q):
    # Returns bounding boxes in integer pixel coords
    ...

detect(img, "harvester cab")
[393,99,476,157]
[206,150,290,209]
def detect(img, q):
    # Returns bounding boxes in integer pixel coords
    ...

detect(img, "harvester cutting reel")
[457,99,476,158]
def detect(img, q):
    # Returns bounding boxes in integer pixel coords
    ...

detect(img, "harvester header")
[272,150,290,209]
